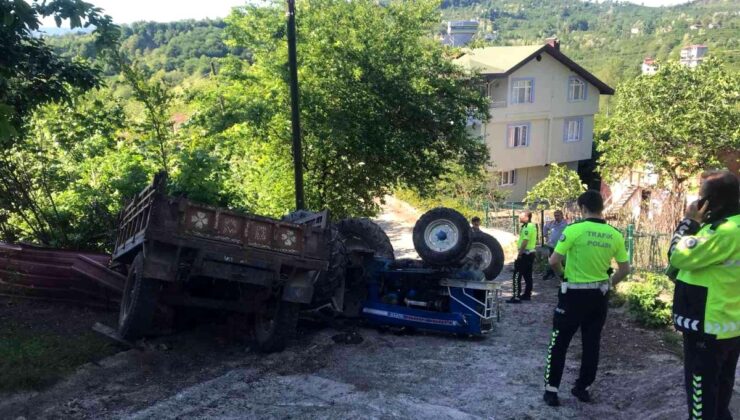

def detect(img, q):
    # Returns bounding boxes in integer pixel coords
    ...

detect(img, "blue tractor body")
[359,258,501,336]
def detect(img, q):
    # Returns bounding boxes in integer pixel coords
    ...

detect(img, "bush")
[395,189,483,221]
[615,272,674,328]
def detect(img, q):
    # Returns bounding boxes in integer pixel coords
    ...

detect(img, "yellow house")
[456,39,614,202]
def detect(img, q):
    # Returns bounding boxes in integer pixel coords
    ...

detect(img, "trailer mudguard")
[282,270,317,304]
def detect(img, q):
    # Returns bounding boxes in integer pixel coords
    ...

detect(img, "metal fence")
[620,224,671,272]
[469,199,671,273]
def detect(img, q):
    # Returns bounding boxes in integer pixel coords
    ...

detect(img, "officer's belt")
[563,281,608,290]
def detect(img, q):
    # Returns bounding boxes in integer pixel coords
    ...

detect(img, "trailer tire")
[254,299,300,353]
[466,231,505,280]
[413,207,471,266]
[313,226,347,304]
[118,252,160,340]
[336,218,394,260]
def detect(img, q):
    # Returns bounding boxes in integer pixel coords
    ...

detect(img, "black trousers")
[512,253,535,299]
[683,333,740,420]
[544,289,608,392]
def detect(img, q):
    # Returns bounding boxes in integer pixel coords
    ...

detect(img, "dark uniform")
[544,218,628,394]
[512,221,537,300]
[668,214,740,420]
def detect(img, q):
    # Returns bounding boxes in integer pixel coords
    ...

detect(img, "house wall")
[482,53,600,173]
[495,161,579,202]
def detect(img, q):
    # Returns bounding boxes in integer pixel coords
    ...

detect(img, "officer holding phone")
[668,170,740,420]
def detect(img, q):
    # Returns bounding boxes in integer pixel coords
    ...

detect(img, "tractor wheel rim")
[423,219,459,252]
[467,242,492,270]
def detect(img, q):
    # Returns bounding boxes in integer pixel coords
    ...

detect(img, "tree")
[193,0,489,218]
[599,58,740,221]
[525,164,586,209]
[0,0,118,146]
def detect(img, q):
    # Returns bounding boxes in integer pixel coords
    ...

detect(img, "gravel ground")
[1,198,737,420]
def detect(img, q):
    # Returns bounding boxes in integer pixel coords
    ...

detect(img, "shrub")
[616,272,674,328]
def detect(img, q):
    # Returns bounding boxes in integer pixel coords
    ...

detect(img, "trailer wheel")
[336,218,394,260]
[412,207,471,266]
[313,226,347,304]
[118,252,160,340]
[254,299,300,353]
[466,231,505,280]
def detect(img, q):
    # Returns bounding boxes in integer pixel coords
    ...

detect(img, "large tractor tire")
[335,218,394,260]
[412,207,471,266]
[118,252,160,340]
[254,299,300,353]
[312,226,347,304]
[466,231,505,280]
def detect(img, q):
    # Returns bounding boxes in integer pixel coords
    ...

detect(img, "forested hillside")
[48,1,739,88]
[48,20,247,82]
[440,0,739,85]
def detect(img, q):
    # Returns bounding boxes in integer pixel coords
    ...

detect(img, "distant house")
[441,20,479,47]
[642,57,658,75]
[630,27,641,35]
[455,38,614,202]
[680,44,709,68]
[689,23,703,30]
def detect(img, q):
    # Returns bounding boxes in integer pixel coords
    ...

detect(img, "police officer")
[543,190,630,407]
[507,211,537,303]
[667,170,739,420]
[471,216,482,232]
[543,210,568,280]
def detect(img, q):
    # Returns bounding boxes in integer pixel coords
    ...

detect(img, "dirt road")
[1,199,736,419]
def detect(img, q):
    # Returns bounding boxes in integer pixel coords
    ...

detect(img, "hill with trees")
[440,0,739,86]
[47,1,739,90]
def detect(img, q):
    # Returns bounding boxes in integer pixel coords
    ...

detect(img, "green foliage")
[0,0,119,146]
[189,0,490,218]
[616,272,674,328]
[0,94,154,249]
[396,189,482,222]
[395,163,505,220]
[440,0,740,87]
[525,163,585,209]
[599,58,739,202]
[48,20,247,77]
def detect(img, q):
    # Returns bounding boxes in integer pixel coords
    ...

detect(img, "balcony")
[490,100,507,109]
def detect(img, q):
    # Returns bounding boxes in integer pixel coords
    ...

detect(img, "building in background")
[680,44,709,68]
[456,38,614,202]
[441,20,479,47]
[642,57,658,75]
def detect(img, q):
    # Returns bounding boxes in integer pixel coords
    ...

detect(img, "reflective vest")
[518,222,537,252]
[670,214,740,340]
[554,218,628,283]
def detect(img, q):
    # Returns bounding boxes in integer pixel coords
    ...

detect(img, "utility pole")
[287,0,305,210]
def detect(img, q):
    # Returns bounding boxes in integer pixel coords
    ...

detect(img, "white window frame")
[510,78,534,104]
[507,123,530,148]
[563,117,584,143]
[568,77,587,102]
[499,170,517,186]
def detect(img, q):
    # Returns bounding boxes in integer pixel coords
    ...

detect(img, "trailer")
[111,173,334,352]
